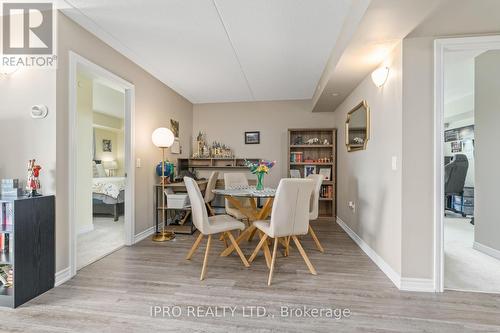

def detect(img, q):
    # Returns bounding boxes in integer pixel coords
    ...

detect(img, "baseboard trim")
[473,241,500,261]
[55,267,72,287]
[400,278,435,292]
[134,226,155,244]
[336,217,401,289]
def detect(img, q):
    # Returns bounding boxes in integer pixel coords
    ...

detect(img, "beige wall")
[193,100,335,187]
[56,12,193,271]
[400,37,435,279]
[76,74,94,234]
[332,43,403,275]
[94,127,121,172]
[474,50,500,253]
[0,69,56,196]
[93,112,123,130]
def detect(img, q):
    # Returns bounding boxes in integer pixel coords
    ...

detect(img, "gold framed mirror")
[345,100,370,152]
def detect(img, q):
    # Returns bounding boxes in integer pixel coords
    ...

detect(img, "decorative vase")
[256,173,264,190]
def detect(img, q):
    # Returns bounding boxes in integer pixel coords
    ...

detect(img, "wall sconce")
[371,66,389,87]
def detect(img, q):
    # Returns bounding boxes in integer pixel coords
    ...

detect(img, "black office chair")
[444,154,469,216]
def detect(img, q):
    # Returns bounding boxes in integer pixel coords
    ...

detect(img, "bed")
[92,163,126,221]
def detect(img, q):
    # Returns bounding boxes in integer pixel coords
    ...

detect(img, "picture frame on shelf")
[245,131,260,144]
[304,165,316,177]
[319,168,331,180]
[290,169,301,178]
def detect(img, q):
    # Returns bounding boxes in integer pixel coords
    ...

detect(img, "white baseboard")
[77,224,94,235]
[55,267,72,287]
[336,217,401,289]
[400,278,435,292]
[336,217,436,292]
[134,226,155,244]
[473,241,500,261]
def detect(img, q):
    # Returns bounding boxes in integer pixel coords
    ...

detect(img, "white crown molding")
[473,241,500,261]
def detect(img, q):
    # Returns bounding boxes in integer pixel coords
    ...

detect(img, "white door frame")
[433,35,500,292]
[68,51,135,277]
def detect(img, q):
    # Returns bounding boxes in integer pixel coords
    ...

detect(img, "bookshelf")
[288,128,337,220]
[0,195,55,308]
[177,157,260,172]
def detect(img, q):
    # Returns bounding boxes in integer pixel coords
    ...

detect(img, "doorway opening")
[69,52,135,277]
[435,36,500,293]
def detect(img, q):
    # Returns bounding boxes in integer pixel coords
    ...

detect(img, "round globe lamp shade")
[152,127,175,148]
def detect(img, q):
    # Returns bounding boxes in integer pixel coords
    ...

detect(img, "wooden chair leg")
[309,226,324,253]
[206,202,215,216]
[186,233,204,260]
[292,235,317,275]
[200,234,212,280]
[286,236,291,256]
[226,232,250,267]
[261,233,272,269]
[249,233,268,263]
[247,227,258,242]
[268,237,279,286]
[221,232,228,248]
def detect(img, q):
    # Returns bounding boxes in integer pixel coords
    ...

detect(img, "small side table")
[154,180,208,235]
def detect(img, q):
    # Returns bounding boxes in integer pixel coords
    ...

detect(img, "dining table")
[213,186,276,267]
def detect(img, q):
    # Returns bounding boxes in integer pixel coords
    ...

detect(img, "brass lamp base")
[152,230,176,242]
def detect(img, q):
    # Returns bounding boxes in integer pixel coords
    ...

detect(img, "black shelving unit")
[0,195,55,308]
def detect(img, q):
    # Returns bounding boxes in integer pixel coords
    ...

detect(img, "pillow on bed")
[95,163,107,177]
[92,161,99,177]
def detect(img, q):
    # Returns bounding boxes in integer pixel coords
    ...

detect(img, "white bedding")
[92,177,126,199]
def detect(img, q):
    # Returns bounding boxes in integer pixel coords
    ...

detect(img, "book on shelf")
[0,234,10,253]
[0,179,19,188]
[0,202,14,226]
[0,264,13,287]
[320,185,333,199]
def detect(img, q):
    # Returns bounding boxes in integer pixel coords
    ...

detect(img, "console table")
[155,180,208,235]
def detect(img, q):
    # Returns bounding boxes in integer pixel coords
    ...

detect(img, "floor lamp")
[152,127,176,242]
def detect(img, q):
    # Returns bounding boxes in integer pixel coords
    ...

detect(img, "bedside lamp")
[152,127,175,242]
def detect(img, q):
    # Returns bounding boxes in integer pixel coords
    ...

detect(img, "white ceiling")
[62,0,353,103]
[312,0,445,112]
[92,81,125,119]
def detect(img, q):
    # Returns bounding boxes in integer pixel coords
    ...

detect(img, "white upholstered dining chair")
[249,178,316,285]
[204,171,219,216]
[306,174,325,252]
[184,177,249,280]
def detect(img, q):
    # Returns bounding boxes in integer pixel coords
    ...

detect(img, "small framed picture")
[171,138,181,154]
[245,131,260,144]
[319,168,331,180]
[103,139,112,152]
[290,169,301,178]
[170,118,179,138]
[304,165,316,177]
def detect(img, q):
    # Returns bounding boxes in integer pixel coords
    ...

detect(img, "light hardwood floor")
[0,221,499,332]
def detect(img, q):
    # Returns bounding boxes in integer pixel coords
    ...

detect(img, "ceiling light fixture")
[331,92,339,97]
[371,66,389,87]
